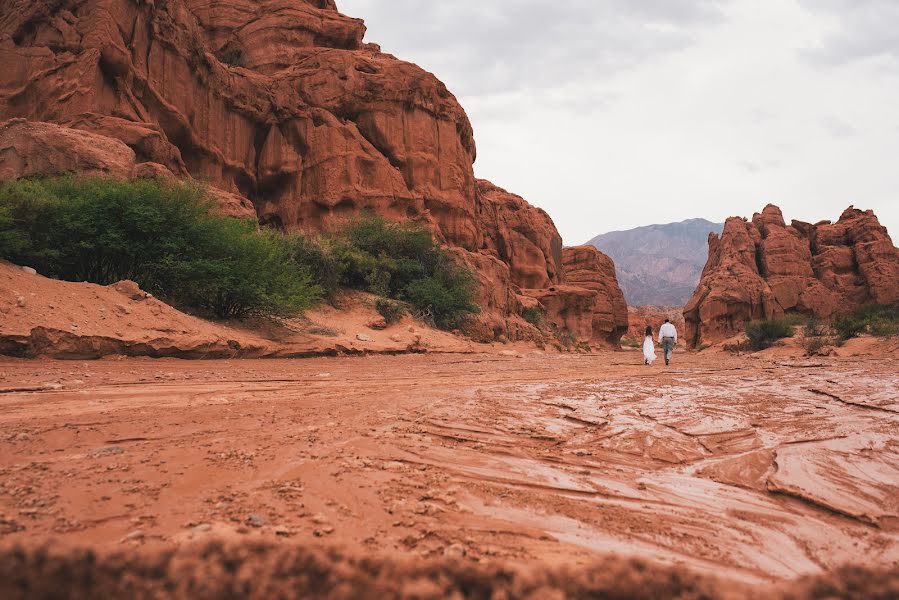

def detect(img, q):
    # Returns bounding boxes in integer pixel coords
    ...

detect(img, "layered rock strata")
[685,204,899,347]
[0,0,627,344]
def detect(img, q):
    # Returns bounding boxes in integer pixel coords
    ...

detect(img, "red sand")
[1,349,897,595]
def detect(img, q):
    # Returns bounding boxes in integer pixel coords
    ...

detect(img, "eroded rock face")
[477,180,562,290]
[561,246,629,344]
[685,204,899,346]
[0,0,627,341]
[0,119,136,181]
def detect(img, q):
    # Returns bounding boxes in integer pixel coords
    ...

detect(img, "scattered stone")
[246,514,266,528]
[194,523,213,533]
[355,333,372,342]
[273,526,292,537]
[21,266,37,276]
[121,530,144,543]
[444,543,467,558]
[368,317,388,330]
[390,334,403,342]
[15,296,26,308]
[89,446,124,458]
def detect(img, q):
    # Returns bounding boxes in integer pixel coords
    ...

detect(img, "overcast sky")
[339,0,899,245]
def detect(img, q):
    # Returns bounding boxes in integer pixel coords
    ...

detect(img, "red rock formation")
[561,246,629,344]
[477,180,562,290]
[0,0,628,342]
[0,119,136,181]
[685,205,899,347]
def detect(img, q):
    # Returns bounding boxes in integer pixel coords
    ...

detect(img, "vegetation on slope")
[0,177,479,329]
[294,216,479,330]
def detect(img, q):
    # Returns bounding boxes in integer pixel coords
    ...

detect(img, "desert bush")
[521,306,545,327]
[834,304,899,341]
[802,336,833,357]
[375,298,406,325]
[0,176,320,319]
[621,338,641,349]
[403,264,479,330]
[299,216,479,331]
[744,318,795,351]
[293,235,345,303]
[803,316,828,338]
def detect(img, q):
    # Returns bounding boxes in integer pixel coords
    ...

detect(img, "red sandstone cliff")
[0,0,628,345]
[684,204,899,347]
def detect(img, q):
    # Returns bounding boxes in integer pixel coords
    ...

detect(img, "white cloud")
[339,0,899,245]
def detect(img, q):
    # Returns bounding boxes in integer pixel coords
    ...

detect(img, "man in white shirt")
[658,319,678,366]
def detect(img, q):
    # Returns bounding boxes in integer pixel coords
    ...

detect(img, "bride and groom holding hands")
[643,319,678,366]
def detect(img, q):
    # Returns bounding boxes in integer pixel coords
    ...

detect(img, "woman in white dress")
[643,325,657,365]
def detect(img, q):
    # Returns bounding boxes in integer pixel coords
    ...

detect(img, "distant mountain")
[587,219,724,307]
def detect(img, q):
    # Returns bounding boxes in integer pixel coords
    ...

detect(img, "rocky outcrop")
[561,246,628,344]
[0,0,627,343]
[0,119,136,181]
[477,180,562,290]
[685,205,899,347]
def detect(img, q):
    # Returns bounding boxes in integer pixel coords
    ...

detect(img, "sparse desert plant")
[803,316,828,338]
[375,298,406,325]
[802,335,833,357]
[521,306,546,327]
[553,327,578,350]
[834,304,899,341]
[621,338,641,349]
[744,318,795,351]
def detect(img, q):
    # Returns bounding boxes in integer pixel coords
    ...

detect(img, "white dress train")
[642,336,657,365]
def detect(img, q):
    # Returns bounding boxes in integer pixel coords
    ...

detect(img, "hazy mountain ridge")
[588,219,724,307]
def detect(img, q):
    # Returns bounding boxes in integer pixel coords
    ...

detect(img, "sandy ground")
[1,349,897,592]
[0,261,484,359]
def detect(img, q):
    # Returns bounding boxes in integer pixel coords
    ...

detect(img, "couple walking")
[643,319,678,366]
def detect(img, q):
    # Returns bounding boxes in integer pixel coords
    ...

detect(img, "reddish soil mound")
[0,261,480,359]
[685,205,899,347]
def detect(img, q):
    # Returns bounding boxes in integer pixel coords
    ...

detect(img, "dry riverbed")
[1,350,897,590]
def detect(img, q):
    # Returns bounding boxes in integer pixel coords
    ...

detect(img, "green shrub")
[521,306,545,327]
[621,338,641,349]
[744,318,795,351]
[293,235,344,303]
[0,176,319,319]
[299,215,479,331]
[803,316,828,338]
[165,219,319,319]
[375,298,406,325]
[834,304,899,341]
[803,335,833,357]
[403,264,479,330]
